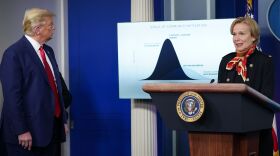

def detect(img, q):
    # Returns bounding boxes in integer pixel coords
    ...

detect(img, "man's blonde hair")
[23,8,54,36]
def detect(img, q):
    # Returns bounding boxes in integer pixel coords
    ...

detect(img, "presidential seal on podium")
[176,91,205,122]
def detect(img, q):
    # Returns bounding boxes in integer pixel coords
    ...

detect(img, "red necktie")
[39,46,61,118]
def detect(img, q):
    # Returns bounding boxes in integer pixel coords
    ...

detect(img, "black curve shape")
[144,39,194,80]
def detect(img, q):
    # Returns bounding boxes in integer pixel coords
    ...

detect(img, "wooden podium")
[142,83,280,156]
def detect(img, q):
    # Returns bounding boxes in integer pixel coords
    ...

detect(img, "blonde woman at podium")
[218,17,274,156]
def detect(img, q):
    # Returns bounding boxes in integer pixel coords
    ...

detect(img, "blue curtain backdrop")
[68,1,131,155]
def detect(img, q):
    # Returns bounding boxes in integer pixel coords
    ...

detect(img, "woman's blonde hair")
[22,8,54,36]
[230,17,260,45]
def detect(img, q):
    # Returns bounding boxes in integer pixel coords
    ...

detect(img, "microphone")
[210,79,215,83]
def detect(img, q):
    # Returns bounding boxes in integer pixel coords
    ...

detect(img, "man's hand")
[18,132,32,150]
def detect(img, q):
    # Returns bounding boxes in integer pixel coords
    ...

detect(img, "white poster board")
[118,19,235,99]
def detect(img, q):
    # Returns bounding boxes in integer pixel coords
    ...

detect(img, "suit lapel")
[21,36,49,83]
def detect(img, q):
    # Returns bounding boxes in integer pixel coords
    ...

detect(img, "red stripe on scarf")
[226,45,256,81]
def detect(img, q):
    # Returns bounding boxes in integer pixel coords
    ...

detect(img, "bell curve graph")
[144,39,194,80]
[118,19,235,99]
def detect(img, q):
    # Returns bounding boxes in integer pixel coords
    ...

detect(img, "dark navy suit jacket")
[0,36,67,147]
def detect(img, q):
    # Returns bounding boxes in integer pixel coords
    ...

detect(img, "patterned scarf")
[226,45,256,82]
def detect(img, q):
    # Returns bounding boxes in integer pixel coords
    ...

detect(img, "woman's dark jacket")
[218,49,274,98]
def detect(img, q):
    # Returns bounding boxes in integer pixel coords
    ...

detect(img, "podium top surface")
[142,83,280,112]
[143,83,248,93]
